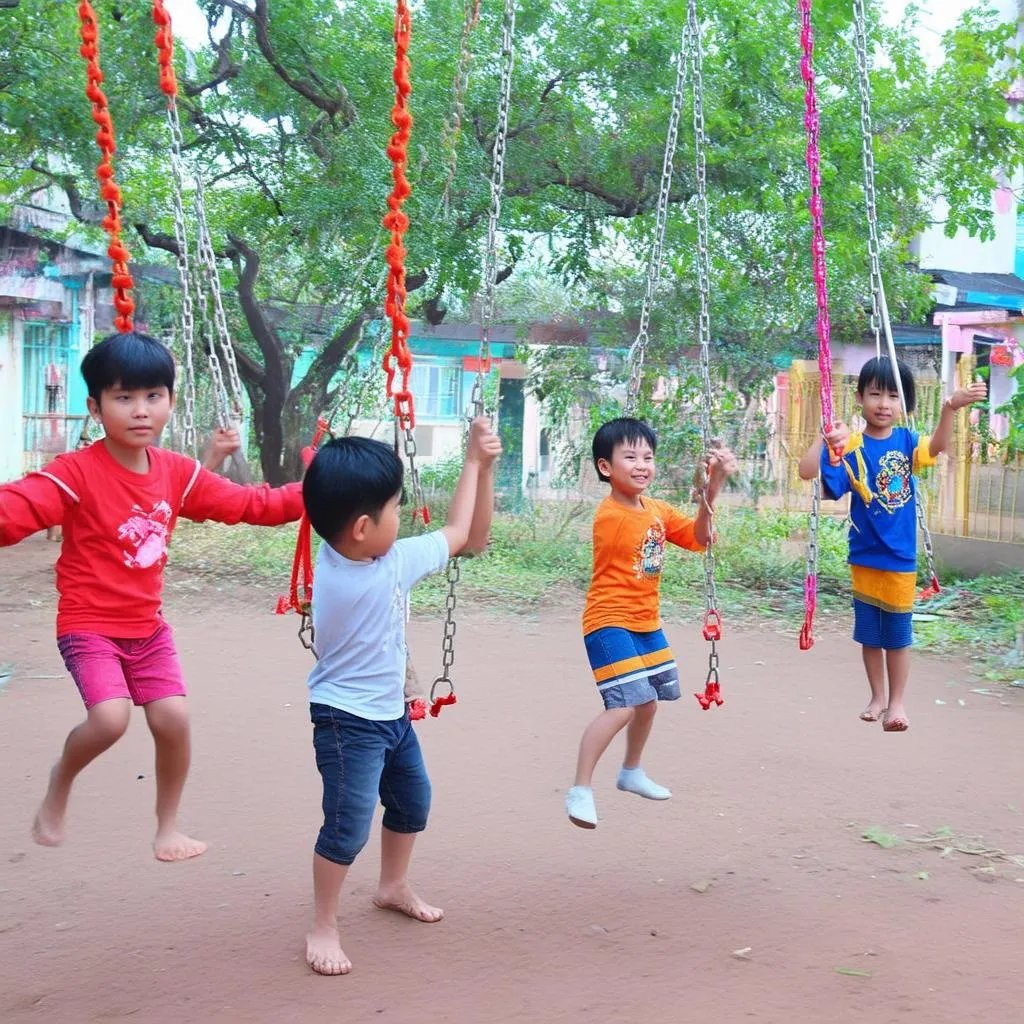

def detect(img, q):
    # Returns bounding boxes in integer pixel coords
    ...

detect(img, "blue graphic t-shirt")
[819,427,935,573]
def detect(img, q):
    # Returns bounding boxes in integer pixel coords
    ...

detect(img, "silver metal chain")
[472,0,516,419]
[440,0,480,218]
[194,173,245,421]
[688,0,723,696]
[806,475,821,592]
[689,12,717,586]
[852,0,884,359]
[626,19,688,414]
[852,0,939,591]
[164,101,199,453]
[430,0,517,713]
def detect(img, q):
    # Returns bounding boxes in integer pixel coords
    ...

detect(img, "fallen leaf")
[834,967,872,977]
[732,947,752,960]
[862,827,901,849]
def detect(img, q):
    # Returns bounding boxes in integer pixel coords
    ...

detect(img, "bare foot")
[373,884,444,923]
[882,706,909,733]
[31,803,65,847]
[153,831,207,862]
[306,925,352,976]
[31,769,66,847]
[860,701,886,723]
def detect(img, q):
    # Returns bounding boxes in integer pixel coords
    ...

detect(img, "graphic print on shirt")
[874,449,912,513]
[632,517,666,579]
[117,500,173,569]
[388,583,406,652]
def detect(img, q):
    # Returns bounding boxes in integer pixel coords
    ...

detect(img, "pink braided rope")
[799,0,834,430]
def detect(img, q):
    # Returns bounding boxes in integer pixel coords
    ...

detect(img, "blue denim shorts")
[853,599,914,651]
[310,703,431,866]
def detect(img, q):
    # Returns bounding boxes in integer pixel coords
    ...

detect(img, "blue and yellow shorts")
[584,626,680,710]
[851,565,915,651]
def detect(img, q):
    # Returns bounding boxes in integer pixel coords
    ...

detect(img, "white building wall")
[0,310,23,481]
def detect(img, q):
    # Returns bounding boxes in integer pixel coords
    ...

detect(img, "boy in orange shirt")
[566,417,736,829]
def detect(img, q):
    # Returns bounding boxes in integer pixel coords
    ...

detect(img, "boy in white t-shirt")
[301,417,501,977]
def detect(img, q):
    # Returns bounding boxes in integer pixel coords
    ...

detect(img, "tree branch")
[29,161,101,224]
[210,0,356,123]
[134,222,237,262]
[227,233,288,403]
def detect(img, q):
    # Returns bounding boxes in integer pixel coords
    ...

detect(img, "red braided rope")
[798,0,835,651]
[78,1,134,334]
[799,0,835,430]
[382,0,416,432]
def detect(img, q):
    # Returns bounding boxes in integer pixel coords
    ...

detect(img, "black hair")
[80,332,176,403]
[857,355,916,414]
[302,436,404,542]
[591,417,658,483]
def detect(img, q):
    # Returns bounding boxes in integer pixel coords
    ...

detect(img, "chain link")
[626,19,688,414]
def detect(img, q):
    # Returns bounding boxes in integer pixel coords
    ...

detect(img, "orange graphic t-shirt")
[582,495,704,636]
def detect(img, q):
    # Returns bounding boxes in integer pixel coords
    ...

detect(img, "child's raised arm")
[464,423,502,556]
[929,381,987,458]
[440,417,494,557]
[694,445,738,547]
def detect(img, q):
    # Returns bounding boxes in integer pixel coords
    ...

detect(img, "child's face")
[857,380,900,433]
[600,439,657,496]
[88,383,174,450]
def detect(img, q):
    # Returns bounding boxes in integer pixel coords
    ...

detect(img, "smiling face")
[857,381,900,437]
[597,437,657,499]
[89,382,174,451]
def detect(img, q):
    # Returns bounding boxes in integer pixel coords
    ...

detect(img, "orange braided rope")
[382,0,415,432]
[78,1,134,333]
[151,0,179,98]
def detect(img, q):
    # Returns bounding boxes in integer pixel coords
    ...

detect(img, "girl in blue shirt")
[800,357,985,732]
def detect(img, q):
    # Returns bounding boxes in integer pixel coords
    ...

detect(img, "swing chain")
[403,423,427,523]
[194,173,245,425]
[852,0,940,597]
[434,556,460,689]
[440,0,481,217]
[851,0,885,356]
[626,19,688,414]
[801,476,821,649]
[473,0,516,418]
[164,102,199,453]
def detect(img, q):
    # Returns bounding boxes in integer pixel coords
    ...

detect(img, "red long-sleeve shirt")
[0,442,303,638]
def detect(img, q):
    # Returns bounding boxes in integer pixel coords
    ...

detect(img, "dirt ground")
[2,535,1024,1024]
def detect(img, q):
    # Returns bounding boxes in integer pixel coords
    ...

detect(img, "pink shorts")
[57,622,187,710]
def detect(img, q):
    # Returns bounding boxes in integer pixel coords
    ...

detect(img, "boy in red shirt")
[566,417,736,829]
[0,332,303,861]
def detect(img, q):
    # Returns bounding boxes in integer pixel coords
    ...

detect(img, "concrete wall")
[933,533,1024,576]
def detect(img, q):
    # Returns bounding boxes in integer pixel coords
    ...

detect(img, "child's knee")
[315,812,374,865]
[86,700,131,743]
[380,775,431,835]
[145,698,190,741]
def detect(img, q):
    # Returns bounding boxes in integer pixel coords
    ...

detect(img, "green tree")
[1,0,1020,483]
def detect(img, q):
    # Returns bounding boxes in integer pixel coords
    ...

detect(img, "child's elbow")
[797,465,814,481]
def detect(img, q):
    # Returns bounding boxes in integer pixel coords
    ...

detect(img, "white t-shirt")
[306,531,450,720]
